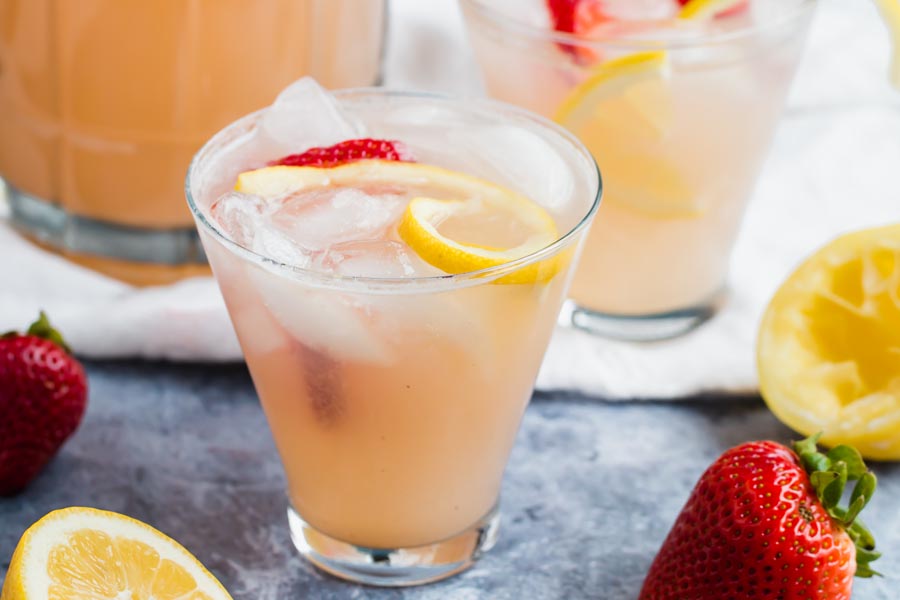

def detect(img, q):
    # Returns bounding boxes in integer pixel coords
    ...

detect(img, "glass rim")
[459,0,817,51]
[185,87,602,294]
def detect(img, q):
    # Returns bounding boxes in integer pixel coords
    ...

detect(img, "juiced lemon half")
[874,0,900,88]
[758,224,900,460]
[1,507,233,600]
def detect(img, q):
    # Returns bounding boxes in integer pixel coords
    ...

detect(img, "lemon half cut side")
[758,224,900,460]
[1,507,233,600]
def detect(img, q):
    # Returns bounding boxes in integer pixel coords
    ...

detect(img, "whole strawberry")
[640,435,879,600]
[0,312,87,495]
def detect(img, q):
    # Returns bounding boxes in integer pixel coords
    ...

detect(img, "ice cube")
[210,191,314,267]
[250,226,312,268]
[209,191,267,246]
[258,77,361,155]
[249,266,392,364]
[270,188,407,251]
[446,126,573,213]
[316,240,428,278]
[600,0,678,20]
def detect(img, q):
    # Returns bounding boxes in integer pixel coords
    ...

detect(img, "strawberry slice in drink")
[546,0,616,63]
[271,138,414,169]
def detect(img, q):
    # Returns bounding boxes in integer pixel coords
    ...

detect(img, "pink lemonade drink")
[0,0,385,285]
[461,0,815,340]
[186,81,601,586]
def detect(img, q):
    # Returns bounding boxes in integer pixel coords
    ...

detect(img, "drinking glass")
[186,89,602,585]
[461,0,816,340]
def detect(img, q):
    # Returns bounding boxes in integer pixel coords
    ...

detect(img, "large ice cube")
[250,227,312,268]
[210,191,313,267]
[249,266,392,365]
[316,240,434,278]
[446,126,574,213]
[209,191,268,247]
[599,0,678,20]
[270,188,408,251]
[258,77,361,155]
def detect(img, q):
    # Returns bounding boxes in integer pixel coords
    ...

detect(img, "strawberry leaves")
[792,433,880,578]
[26,311,72,353]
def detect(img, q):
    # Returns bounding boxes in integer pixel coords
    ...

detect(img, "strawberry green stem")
[792,433,880,577]
[2,311,72,353]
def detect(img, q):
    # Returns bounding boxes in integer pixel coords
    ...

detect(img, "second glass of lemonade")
[187,82,601,585]
[461,0,816,340]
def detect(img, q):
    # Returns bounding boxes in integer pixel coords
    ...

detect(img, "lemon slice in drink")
[678,0,748,19]
[554,52,700,218]
[552,0,749,219]
[758,224,900,460]
[237,161,559,284]
[554,51,671,139]
[1,507,233,600]
[399,193,559,284]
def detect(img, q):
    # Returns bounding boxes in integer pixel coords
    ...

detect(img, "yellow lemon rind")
[873,0,900,88]
[398,197,561,285]
[1,507,233,600]
[678,0,747,20]
[553,50,670,131]
[758,223,900,460]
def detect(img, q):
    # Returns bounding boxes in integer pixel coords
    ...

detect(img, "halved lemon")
[1,507,233,600]
[758,224,900,460]
[874,0,900,88]
[237,161,560,284]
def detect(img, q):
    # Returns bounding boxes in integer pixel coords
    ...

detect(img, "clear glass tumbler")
[461,0,816,340]
[186,89,601,585]
[0,0,386,285]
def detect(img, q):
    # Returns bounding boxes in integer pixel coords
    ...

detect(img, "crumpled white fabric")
[1,0,898,398]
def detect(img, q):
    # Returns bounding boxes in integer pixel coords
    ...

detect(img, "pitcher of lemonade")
[0,0,386,284]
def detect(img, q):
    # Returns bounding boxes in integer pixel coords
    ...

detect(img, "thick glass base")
[561,290,727,342]
[287,504,500,587]
[4,182,206,268]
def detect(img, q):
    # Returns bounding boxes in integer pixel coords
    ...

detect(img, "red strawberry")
[547,0,614,34]
[546,0,615,63]
[0,312,88,495]
[639,435,880,600]
[271,138,413,169]
[676,0,750,18]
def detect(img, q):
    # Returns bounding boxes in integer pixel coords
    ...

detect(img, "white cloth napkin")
[2,0,898,398]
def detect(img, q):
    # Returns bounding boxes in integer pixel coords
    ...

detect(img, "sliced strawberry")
[548,0,614,33]
[271,139,414,169]
[546,0,618,64]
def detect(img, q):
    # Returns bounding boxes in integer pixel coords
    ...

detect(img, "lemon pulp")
[758,224,900,460]
[1,507,232,600]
